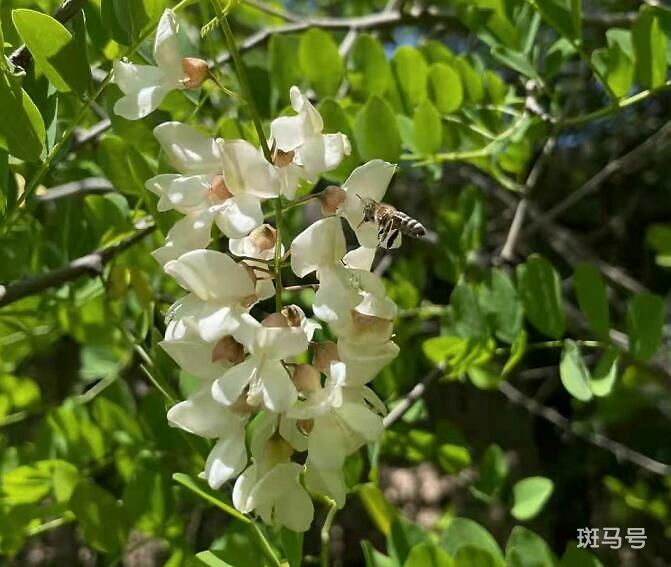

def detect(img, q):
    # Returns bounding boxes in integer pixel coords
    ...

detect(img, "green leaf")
[299,28,344,96]
[318,97,359,180]
[534,0,582,41]
[559,340,593,401]
[404,543,454,567]
[473,444,508,500]
[0,71,45,161]
[357,483,395,536]
[559,544,604,567]
[506,527,558,567]
[123,462,171,534]
[269,34,301,108]
[590,347,618,397]
[423,336,493,378]
[69,480,128,554]
[632,7,668,89]
[440,518,504,566]
[591,30,634,98]
[354,96,401,162]
[503,330,527,376]
[12,9,91,95]
[196,551,235,567]
[391,46,429,112]
[350,34,392,96]
[479,269,523,344]
[100,0,161,45]
[388,516,430,564]
[517,255,565,339]
[362,540,397,567]
[573,263,610,339]
[453,58,485,103]
[280,528,303,567]
[428,63,463,114]
[454,546,499,567]
[491,47,538,79]
[413,99,442,155]
[511,477,554,521]
[627,292,665,361]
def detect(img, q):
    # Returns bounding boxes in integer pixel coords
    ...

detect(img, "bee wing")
[380,228,402,249]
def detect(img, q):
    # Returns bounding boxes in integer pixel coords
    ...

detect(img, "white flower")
[152,213,213,265]
[336,160,398,249]
[167,383,248,489]
[305,460,348,508]
[113,10,208,120]
[270,86,351,199]
[165,250,257,342]
[211,307,319,412]
[229,224,281,302]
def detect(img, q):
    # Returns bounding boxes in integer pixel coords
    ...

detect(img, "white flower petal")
[215,194,263,239]
[256,326,310,361]
[154,122,223,175]
[114,83,172,121]
[338,339,400,386]
[160,321,224,380]
[258,360,298,412]
[220,140,281,199]
[337,396,384,442]
[153,9,182,76]
[203,431,248,489]
[167,385,241,438]
[196,303,242,343]
[151,213,213,266]
[290,217,346,277]
[113,60,166,95]
[164,250,255,302]
[233,461,259,514]
[343,247,376,271]
[343,159,396,203]
[211,357,257,405]
[145,174,210,214]
[308,416,348,469]
[279,415,308,452]
[305,462,347,509]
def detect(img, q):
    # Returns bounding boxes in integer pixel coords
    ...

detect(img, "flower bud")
[320,185,346,216]
[249,224,277,252]
[273,149,295,168]
[211,336,245,365]
[292,364,321,394]
[208,175,233,204]
[181,57,210,89]
[296,418,314,436]
[312,341,340,373]
[262,312,289,328]
[282,305,302,327]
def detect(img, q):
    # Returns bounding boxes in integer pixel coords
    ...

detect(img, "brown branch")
[499,381,671,476]
[383,365,444,428]
[9,0,87,71]
[36,177,114,202]
[0,222,155,308]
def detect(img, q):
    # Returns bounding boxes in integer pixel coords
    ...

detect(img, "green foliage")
[355,95,402,161]
[0,70,45,161]
[632,6,668,89]
[517,255,565,339]
[626,292,665,361]
[299,28,344,97]
[510,477,554,521]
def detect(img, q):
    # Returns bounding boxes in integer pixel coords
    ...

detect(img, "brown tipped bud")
[296,418,314,436]
[208,175,233,204]
[282,305,302,327]
[312,341,340,373]
[292,364,321,394]
[351,310,393,340]
[320,185,347,216]
[240,293,259,308]
[273,149,295,168]
[249,224,277,252]
[212,336,245,365]
[230,394,259,415]
[264,437,294,464]
[262,312,289,328]
[181,57,210,89]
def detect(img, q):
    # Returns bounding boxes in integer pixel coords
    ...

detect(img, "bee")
[357,196,426,249]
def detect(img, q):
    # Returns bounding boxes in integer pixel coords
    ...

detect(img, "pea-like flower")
[113,10,209,120]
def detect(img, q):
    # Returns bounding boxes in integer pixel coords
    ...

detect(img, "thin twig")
[383,366,444,428]
[35,177,114,202]
[320,498,338,567]
[499,381,671,476]
[0,223,155,308]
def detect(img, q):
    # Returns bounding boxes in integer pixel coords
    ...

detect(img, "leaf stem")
[320,498,338,567]
[251,522,283,567]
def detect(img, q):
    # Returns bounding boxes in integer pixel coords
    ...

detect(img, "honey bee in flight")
[357,196,426,249]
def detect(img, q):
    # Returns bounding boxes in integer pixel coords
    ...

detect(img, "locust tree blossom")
[113,10,209,120]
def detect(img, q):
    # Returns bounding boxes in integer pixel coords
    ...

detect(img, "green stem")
[495,339,605,356]
[320,498,338,567]
[214,3,285,311]
[251,522,283,567]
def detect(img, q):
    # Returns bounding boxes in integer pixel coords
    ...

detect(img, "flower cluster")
[113,10,401,532]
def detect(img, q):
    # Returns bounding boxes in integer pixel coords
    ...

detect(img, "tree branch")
[9,0,87,71]
[35,177,114,202]
[383,365,444,428]
[0,222,155,308]
[499,381,671,476]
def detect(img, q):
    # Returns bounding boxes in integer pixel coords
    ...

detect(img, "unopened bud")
[208,175,233,204]
[249,224,277,252]
[211,336,245,365]
[181,57,210,89]
[262,312,289,328]
[292,364,321,394]
[274,149,295,168]
[282,305,302,327]
[296,418,314,436]
[320,185,347,216]
[312,341,340,373]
